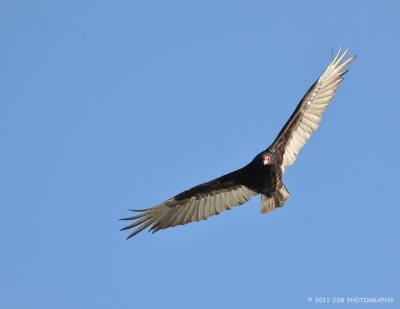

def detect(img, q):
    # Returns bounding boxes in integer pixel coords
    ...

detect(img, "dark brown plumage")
[121,48,356,238]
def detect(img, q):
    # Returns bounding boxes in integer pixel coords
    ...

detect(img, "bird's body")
[121,48,356,238]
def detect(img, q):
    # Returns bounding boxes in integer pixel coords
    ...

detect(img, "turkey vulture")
[121,48,356,238]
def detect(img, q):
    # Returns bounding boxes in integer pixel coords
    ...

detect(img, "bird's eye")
[263,154,273,165]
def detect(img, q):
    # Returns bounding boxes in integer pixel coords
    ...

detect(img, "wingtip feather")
[126,221,153,239]
[128,208,148,212]
[120,217,149,231]
[119,212,147,221]
[333,48,349,67]
[331,46,342,63]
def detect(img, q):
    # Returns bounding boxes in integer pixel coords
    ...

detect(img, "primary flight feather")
[121,48,356,238]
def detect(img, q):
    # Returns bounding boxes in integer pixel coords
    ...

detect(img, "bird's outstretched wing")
[271,48,356,173]
[121,170,257,238]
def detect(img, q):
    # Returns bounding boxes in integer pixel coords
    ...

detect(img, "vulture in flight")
[121,48,356,238]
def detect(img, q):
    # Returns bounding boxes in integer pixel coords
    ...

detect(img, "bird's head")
[262,153,273,166]
[256,151,276,170]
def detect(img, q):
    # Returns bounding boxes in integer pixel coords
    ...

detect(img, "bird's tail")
[261,184,290,214]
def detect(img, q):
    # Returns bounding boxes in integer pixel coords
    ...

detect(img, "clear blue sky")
[1,1,399,308]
